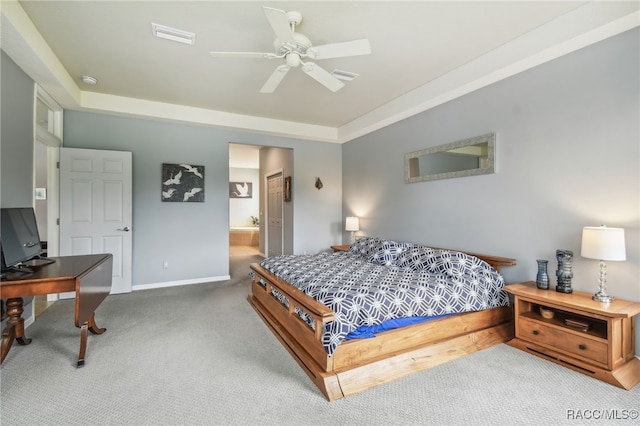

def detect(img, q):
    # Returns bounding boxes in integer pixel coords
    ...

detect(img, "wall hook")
[315,177,323,190]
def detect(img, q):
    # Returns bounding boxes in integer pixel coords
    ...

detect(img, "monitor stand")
[1,257,55,278]
[22,256,55,268]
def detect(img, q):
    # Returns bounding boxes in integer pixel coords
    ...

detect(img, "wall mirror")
[404,133,495,183]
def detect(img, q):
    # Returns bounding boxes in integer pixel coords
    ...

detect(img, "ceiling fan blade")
[301,62,345,92]
[210,51,277,59]
[260,65,290,93]
[263,7,295,45]
[306,39,371,60]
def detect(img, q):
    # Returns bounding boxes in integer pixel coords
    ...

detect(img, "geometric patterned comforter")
[255,237,509,356]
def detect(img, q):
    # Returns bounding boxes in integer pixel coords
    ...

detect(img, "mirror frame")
[404,133,495,183]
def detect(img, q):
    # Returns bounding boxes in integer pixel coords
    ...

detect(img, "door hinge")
[57,161,60,169]
[56,218,60,225]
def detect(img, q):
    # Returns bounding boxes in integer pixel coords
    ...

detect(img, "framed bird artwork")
[229,181,253,199]
[162,163,205,202]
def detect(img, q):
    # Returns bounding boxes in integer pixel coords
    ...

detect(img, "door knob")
[117,227,130,232]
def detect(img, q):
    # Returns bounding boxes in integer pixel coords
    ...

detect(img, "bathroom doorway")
[229,143,261,257]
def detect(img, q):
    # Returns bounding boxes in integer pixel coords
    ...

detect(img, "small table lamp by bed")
[345,216,359,244]
[581,225,626,303]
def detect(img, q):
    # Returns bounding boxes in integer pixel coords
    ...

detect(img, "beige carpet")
[1,253,638,425]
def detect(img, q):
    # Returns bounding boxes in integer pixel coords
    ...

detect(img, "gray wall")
[1,51,36,321]
[343,29,639,350]
[1,51,34,208]
[64,112,342,285]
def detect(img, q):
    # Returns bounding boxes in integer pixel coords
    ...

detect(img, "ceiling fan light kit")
[286,52,301,67]
[210,6,370,93]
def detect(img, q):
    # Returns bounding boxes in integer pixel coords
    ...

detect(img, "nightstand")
[330,244,350,252]
[505,282,640,390]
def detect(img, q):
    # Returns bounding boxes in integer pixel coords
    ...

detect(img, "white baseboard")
[132,275,231,292]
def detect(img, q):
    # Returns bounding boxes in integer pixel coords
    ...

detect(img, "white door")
[59,148,133,294]
[266,172,283,257]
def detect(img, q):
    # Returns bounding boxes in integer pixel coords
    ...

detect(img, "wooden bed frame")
[248,250,516,401]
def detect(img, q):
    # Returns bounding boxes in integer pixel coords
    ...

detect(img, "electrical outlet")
[163,261,169,269]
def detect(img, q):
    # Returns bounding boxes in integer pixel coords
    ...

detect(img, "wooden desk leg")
[87,314,106,335]
[77,313,106,367]
[1,298,32,363]
[1,323,16,364]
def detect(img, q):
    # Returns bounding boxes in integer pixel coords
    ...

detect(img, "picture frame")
[284,176,291,202]
[162,163,205,202]
[229,182,253,198]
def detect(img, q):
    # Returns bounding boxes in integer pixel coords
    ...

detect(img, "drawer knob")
[578,344,587,350]
[532,330,540,336]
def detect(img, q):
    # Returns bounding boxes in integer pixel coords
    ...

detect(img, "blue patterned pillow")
[428,250,493,278]
[396,246,438,271]
[348,237,387,257]
[368,241,413,266]
[396,246,493,278]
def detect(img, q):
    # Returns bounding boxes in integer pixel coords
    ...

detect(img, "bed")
[248,237,516,400]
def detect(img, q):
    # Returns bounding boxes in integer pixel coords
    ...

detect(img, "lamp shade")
[345,216,359,232]
[581,226,626,261]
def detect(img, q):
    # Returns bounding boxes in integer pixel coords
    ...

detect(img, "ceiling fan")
[209,6,371,93]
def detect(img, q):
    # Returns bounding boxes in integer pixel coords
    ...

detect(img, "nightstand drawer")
[519,317,608,365]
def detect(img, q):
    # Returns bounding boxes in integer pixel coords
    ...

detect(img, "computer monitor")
[1,207,44,270]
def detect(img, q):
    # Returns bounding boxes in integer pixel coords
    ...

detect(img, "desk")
[1,254,113,367]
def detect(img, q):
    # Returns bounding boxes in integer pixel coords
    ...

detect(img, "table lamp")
[580,225,626,303]
[345,216,359,244]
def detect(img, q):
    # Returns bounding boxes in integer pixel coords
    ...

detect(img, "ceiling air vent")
[152,23,196,45]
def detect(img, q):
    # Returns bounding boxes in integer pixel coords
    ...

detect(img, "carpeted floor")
[1,253,638,425]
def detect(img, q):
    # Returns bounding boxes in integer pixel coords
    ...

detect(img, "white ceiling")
[2,1,639,143]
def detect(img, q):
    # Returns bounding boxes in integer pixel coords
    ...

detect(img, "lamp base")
[592,292,614,303]
[592,260,614,303]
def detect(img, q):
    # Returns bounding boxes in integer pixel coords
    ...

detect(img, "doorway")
[33,140,54,316]
[228,144,293,260]
[229,143,261,258]
[34,86,63,313]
